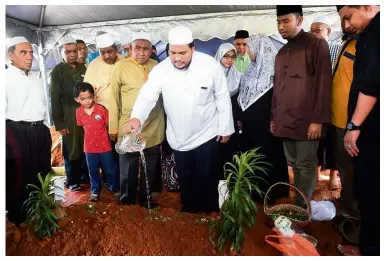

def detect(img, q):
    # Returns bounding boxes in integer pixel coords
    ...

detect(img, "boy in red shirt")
[74,82,118,202]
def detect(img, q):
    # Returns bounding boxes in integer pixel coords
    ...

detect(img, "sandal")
[89,194,99,202]
[333,215,361,245]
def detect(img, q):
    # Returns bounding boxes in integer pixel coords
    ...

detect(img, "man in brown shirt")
[271,6,332,204]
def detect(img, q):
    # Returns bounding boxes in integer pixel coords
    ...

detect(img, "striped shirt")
[329,42,341,72]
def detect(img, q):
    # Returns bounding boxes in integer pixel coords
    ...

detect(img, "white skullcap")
[168,26,193,45]
[6,36,29,49]
[312,16,331,27]
[96,33,115,48]
[58,36,77,48]
[120,34,131,45]
[131,32,151,43]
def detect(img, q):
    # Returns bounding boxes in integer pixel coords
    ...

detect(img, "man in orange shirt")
[331,20,359,219]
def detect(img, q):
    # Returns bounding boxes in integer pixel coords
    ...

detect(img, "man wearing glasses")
[76,39,89,67]
[311,16,342,192]
[233,30,255,73]
[310,16,341,71]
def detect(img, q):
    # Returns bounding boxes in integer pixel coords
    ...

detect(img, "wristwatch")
[346,122,360,131]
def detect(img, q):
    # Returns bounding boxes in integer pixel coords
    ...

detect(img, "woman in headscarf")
[237,35,289,204]
[214,43,242,179]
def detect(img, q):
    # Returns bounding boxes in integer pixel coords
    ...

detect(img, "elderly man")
[51,37,88,192]
[85,33,124,112]
[76,39,89,67]
[271,6,332,205]
[123,26,234,213]
[109,32,165,208]
[233,30,255,73]
[337,5,380,256]
[311,16,341,190]
[311,16,341,71]
[6,36,52,226]
[120,34,132,58]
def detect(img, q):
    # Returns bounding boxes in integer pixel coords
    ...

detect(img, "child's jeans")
[85,151,118,195]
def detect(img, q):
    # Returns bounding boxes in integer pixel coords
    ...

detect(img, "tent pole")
[37,5,53,127]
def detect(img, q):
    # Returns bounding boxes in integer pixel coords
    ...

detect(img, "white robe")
[131,51,234,151]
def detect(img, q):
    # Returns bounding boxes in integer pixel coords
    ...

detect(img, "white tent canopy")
[6,5,342,49]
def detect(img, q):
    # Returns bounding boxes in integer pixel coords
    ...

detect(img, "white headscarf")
[214,43,242,97]
[237,35,277,111]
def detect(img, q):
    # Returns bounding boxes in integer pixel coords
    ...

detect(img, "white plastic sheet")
[310,200,336,221]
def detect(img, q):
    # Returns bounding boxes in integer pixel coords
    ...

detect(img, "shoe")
[139,201,160,209]
[70,184,81,192]
[114,191,121,199]
[89,194,99,202]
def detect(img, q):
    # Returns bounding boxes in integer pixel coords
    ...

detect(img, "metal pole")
[37,5,53,127]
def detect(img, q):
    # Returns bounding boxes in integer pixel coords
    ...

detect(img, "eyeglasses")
[310,28,327,34]
[223,55,236,60]
[78,47,88,51]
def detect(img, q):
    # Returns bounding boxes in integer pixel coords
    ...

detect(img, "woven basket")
[264,182,311,228]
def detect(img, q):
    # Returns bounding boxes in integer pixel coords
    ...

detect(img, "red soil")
[6,170,342,256]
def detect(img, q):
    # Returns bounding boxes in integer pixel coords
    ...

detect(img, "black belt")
[6,119,44,126]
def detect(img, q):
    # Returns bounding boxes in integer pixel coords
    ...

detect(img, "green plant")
[23,172,65,239]
[209,148,270,253]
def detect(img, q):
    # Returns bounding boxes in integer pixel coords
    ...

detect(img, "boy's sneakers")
[69,184,81,192]
[89,194,99,202]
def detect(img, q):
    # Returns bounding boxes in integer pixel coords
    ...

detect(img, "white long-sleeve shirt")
[6,64,49,126]
[131,51,234,151]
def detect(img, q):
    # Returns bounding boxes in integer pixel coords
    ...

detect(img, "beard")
[172,59,192,71]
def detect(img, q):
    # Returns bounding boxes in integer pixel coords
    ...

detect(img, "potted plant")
[23,172,65,239]
[209,148,270,254]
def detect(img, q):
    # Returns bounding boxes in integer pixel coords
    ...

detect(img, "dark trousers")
[317,125,337,169]
[119,146,160,204]
[332,125,358,216]
[153,148,163,193]
[85,151,118,195]
[62,135,88,187]
[6,120,52,225]
[283,139,319,205]
[354,140,380,256]
[173,138,219,213]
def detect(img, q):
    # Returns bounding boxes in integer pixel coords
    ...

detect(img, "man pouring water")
[123,26,234,213]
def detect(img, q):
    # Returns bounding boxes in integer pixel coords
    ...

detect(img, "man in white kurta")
[6,36,52,226]
[123,26,234,213]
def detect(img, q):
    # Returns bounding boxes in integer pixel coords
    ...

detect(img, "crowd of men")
[6,5,379,255]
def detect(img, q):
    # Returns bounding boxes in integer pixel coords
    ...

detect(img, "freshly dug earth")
[6,171,342,256]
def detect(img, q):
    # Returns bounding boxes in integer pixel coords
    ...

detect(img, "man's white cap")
[131,32,151,43]
[168,26,193,45]
[6,36,29,49]
[312,16,331,27]
[96,33,115,48]
[120,34,131,45]
[58,36,77,48]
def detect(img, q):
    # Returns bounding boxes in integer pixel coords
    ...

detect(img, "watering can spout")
[115,133,146,154]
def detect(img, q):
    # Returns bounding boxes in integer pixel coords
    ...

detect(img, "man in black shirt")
[337,5,380,256]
